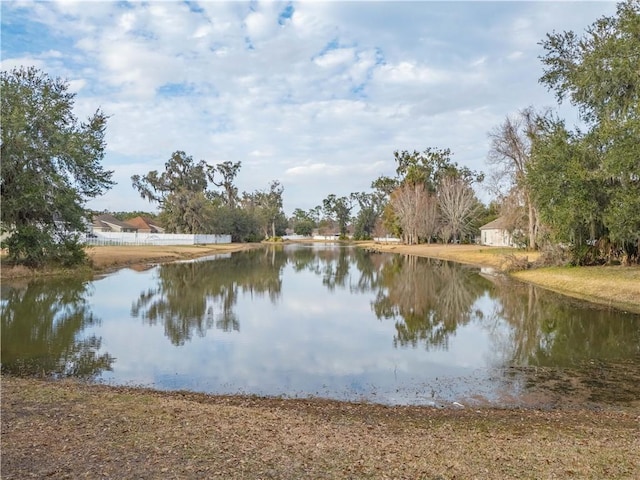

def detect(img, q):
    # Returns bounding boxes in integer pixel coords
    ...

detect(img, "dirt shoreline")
[2,377,639,479]
[0,243,262,280]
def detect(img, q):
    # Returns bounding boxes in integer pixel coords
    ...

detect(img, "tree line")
[1,0,637,267]
[126,146,487,246]
[130,151,287,242]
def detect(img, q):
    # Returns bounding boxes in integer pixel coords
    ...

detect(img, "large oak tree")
[536,0,640,261]
[131,150,216,234]
[1,67,114,267]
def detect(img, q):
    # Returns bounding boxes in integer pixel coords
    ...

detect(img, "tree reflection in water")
[1,278,114,378]
[131,245,387,346]
[290,246,353,291]
[485,276,640,366]
[131,248,287,345]
[286,245,387,293]
[484,276,640,405]
[372,255,491,350]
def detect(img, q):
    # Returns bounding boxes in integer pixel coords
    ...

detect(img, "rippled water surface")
[2,244,639,408]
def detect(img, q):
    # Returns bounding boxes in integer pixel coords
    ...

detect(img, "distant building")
[479,217,515,247]
[125,216,165,233]
[92,214,138,233]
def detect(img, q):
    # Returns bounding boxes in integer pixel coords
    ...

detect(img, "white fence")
[84,232,231,246]
[309,235,402,243]
[372,237,401,243]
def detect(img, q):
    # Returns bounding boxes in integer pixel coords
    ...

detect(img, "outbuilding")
[479,217,514,247]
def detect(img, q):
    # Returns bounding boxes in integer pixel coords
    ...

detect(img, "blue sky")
[1,1,617,215]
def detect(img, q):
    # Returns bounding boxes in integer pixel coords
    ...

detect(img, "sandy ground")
[0,243,261,279]
[86,243,261,270]
[359,242,540,269]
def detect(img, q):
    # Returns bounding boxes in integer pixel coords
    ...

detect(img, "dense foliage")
[131,150,216,234]
[533,0,639,263]
[485,0,639,264]
[1,67,114,267]
[132,153,286,240]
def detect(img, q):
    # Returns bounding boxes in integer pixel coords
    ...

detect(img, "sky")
[1,0,617,215]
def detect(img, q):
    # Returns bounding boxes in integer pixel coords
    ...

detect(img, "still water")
[2,244,639,408]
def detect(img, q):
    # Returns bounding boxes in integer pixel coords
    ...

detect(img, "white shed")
[479,217,514,247]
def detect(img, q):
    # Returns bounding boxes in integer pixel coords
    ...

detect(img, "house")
[479,217,514,247]
[125,216,165,233]
[92,214,138,233]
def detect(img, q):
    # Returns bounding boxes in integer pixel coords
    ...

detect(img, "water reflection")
[1,278,114,378]
[131,249,286,345]
[2,245,639,408]
[482,277,640,406]
[486,276,640,366]
[373,256,489,350]
[287,245,386,293]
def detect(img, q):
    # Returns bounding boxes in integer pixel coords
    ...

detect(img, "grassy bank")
[3,377,639,480]
[358,242,540,270]
[359,242,640,313]
[512,266,640,313]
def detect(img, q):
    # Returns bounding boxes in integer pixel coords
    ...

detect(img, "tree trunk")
[527,194,537,250]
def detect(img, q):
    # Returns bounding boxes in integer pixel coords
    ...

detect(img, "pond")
[2,244,639,408]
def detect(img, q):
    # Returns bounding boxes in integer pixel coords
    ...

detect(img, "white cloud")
[0,56,46,71]
[314,47,355,69]
[376,61,449,85]
[67,78,86,93]
[470,56,487,68]
[244,10,271,40]
[285,162,338,178]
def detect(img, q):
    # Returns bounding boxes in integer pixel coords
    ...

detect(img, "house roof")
[124,217,148,230]
[479,216,510,230]
[92,214,137,230]
[125,216,152,230]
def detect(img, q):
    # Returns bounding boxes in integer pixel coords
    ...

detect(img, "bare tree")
[488,106,543,249]
[497,188,528,244]
[417,190,439,244]
[390,185,418,244]
[391,184,439,244]
[437,176,481,243]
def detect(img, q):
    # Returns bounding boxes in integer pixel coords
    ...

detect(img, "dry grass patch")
[2,377,639,479]
[360,242,539,270]
[513,266,640,313]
